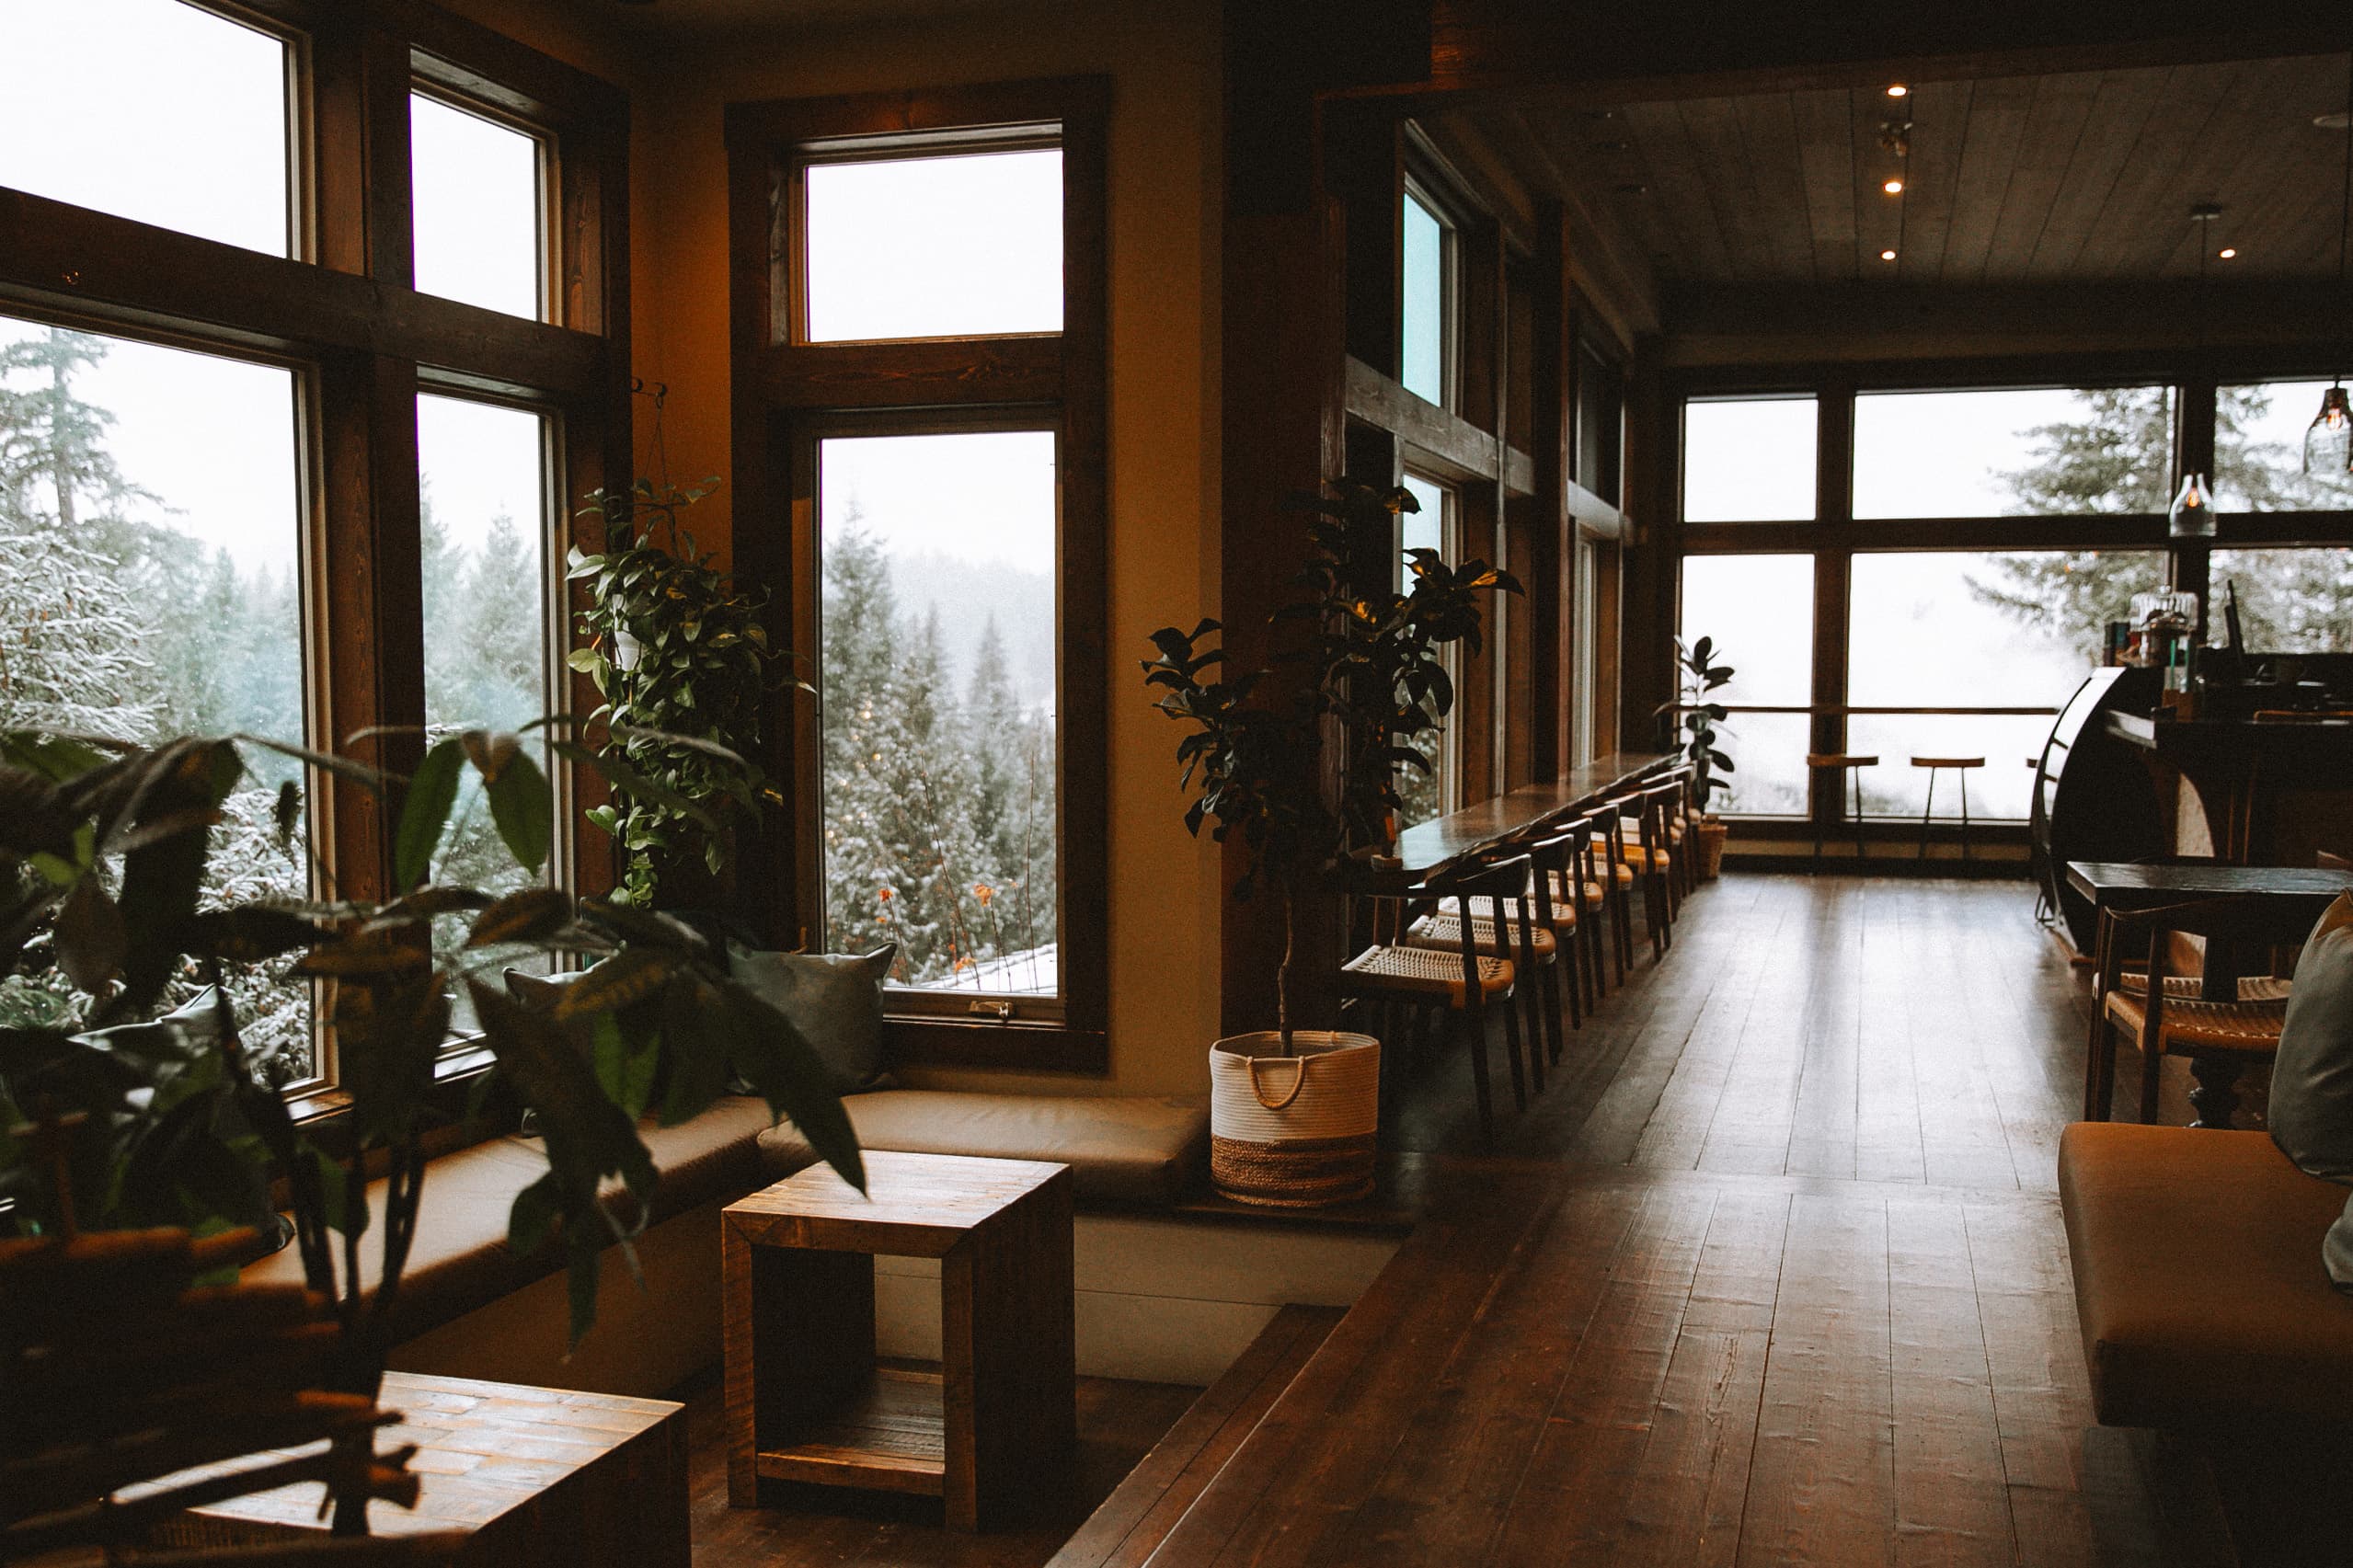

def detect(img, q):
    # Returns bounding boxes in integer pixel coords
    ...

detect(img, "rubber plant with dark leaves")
[569,478,800,908]
[1659,635,1735,809]
[0,722,862,1386]
[1142,478,1520,1054]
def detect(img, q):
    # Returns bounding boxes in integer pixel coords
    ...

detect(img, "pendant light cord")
[2339,51,2352,294]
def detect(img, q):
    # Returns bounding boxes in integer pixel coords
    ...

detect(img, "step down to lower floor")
[1047,1304,1345,1568]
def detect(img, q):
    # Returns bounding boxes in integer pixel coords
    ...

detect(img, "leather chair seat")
[2058,1121,2353,1428]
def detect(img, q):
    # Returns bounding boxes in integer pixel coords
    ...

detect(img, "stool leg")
[1958,770,1971,863]
[1459,993,1495,1148]
[1812,768,1826,872]
[1852,770,1866,865]
[1918,769,1934,862]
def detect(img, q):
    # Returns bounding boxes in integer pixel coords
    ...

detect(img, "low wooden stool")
[1911,755,1985,860]
[723,1150,1075,1531]
[1804,753,1876,869]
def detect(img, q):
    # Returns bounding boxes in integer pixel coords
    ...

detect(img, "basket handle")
[1246,1055,1312,1110]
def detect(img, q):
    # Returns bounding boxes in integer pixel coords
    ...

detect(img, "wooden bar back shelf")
[722,1150,1076,1531]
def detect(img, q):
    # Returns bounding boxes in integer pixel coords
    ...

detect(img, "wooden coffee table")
[722,1150,1075,1531]
[138,1371,688,1565]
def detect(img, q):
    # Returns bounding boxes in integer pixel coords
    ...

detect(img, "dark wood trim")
[1344,354,1540,492]
[726,75,1112,1072]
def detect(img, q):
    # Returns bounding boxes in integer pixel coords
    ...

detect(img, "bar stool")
[1804,753,1876,870]
[1340,854,1533,1146]
[1911,755,1985,861]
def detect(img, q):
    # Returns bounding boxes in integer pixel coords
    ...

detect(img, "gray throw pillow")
[727,943,896,1093]
[2265,894,2353,1290]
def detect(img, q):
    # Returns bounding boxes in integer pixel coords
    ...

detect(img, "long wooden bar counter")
[1392,752,1674,877]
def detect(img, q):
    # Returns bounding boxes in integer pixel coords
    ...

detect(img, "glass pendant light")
[2169,471,2217,539]
[2310,56,2353,475]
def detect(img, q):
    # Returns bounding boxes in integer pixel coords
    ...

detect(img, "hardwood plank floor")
[696,876,2192,1565]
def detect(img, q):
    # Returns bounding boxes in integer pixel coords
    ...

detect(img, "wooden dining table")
[2064,859,2353,998]
[1391,752,1675,880]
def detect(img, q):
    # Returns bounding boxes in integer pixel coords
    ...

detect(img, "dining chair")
[1399,846,1562,1091]
[1581,805,1637,986]
[2083,894,2313,1127]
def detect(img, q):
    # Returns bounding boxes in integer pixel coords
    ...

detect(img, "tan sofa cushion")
[755,1090,1209,1208]
[2058,1121,2353,1427]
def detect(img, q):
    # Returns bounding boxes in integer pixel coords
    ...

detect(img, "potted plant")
[1143,478,1519,1206]
[1663,635,1735,878]
[567,477,798,910]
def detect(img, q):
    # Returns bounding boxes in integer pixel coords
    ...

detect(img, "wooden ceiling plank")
[1734,92,1824,282]
[1940,73,2037,285]
[2026,68,2175,278]
[2136,58,2312,278]
[2206,53,2350,280]
[1980,71,2105,280]
[1791,88,1860,284]
[1622,99,1738,282]
[1893,78,1968,286]
[1678,96,1783,283]
[2071,62,2234,276]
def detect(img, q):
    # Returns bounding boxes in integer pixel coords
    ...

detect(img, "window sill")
[883,1015,1107,1073]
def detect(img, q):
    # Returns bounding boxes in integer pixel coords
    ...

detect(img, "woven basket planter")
[1694,818,1729,879]
[1208,1031,1380,1208]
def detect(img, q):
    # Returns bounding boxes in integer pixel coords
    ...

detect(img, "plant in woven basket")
[1142,477,1521,1054]
[1659,635,1736,812]
[568,477,800,909]
[0,721,862,1378]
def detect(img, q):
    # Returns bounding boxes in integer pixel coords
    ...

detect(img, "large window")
[1853,386,2175,519]
[1847,550,2163,820]
[2210,548,2353,652]
[735,78,1107,1062]
[0,0,292,257]
[819,429,1060,997]
[1682,396,1816,522]
[2215,380,2353,511]
[0,5,629,1103]
[1679,554,1813,816]
[0,315,313,1076]
[1401,186,1453,407]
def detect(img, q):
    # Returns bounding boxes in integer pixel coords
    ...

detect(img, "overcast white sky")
[819,430,1056,569]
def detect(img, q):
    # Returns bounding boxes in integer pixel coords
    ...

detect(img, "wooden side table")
[138,1371,689,1566]
[722,1150,1075,1531]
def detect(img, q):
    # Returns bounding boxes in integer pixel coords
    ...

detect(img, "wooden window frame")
[723,76,1110,1074]
[0,0,631,1110]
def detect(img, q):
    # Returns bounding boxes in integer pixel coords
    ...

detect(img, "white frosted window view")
[1402,190,1448,406]
[1845,550,2162,820]
[1681,554,1813,815]
[1854,386,2174,520]
[2210,548,2353,652]
[2214,381,2353,511]
[411,94,545,320]
[1396,473,1453,829]
[0,0,290,255]
[805,151,1062,342]
[821,430,1059,995]
[1682,398,1816,522]
[418,395,549,895]
[0,315,313,1078]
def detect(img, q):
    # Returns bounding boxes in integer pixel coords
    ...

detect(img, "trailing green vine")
[567,478,787,906]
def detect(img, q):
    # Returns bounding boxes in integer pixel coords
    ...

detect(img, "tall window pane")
[2210,547,2353,652]
[1853,385,2175,520]
[1401,190,1449,406]
[418,395,549,895]
[0,316,312,1077]
[804,152,1063,342]
[1846,550,2163,821]
[1682,397,1816,522]
[820,430,1059,996]
[2214,380,2353,510]
[1396,473,1453,829]
[0,0,291,256]
[411,94,545,321]
[1680,554,1812,815]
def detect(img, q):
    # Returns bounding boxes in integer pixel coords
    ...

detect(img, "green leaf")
[467,887,576,948]
[555,948,682,1020]
[711,978,863,1194]
[568,1246,603,1345]
[54,877,126,995]
[396,738,465,890]
[508,1170,562,1256]
[593,1011,662,1118]
[484,748,554,875]
[309,1149,370,1239]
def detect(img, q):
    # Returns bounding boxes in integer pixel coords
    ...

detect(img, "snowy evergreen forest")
[821,521,1058,994]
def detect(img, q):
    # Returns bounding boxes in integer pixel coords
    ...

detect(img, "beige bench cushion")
[2058,1121,2353,1427]
[757,1090,1209,1208]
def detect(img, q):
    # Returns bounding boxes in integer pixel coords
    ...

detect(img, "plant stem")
[1278,882,1296,1057]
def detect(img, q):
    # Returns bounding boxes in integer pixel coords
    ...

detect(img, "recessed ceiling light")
[1879,248,1898,261]
[2317,111,2352,131]
[2219,246,2239,258]
[1615,182,1649,195]
[1883,178,1904,195]
[1887,85,1909,97]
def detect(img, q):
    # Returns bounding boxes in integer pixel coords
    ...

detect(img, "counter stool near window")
[1804,753,1876,871]
[1911,755,1985,861]
[1341,854,1534,1146]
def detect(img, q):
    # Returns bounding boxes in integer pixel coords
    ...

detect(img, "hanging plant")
[567,478,797,906]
